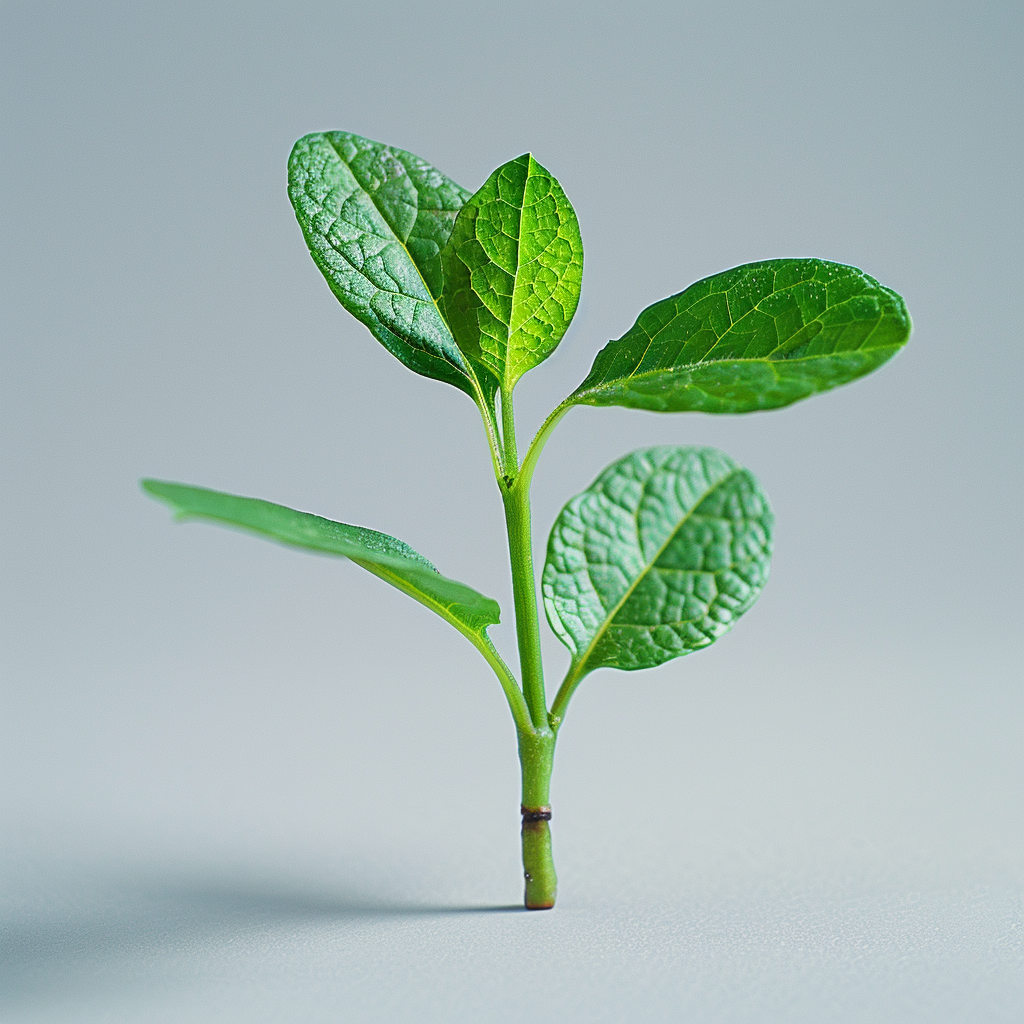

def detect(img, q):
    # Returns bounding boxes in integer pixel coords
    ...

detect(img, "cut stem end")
[521,806,557,909]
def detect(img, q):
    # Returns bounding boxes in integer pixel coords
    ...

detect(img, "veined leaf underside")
[542,447,773,678]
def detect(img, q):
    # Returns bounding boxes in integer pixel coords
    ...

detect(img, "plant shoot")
[145,133,910,908]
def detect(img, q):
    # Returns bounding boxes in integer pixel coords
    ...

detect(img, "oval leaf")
[288,132,489,400]
[542,447,772,679]
[142,480,500,636]
[571,259,910,413]
[440,154,583,392]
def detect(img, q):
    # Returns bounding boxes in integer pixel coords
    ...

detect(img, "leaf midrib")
[356,559,494,635]
[625,273,892,378]
[323,137,471,377]
[177,508,492,628]
[586,342,898,392]
[573,342,901,402]
[174,508,438,570]
[505,159,580,375]
[497,155,531,384]
[568,465,743,678]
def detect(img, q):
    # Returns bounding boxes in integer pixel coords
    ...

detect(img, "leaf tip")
[141,478,186,518]
[140,477,171,503]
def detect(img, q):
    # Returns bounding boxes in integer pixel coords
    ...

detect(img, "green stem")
[500,385,519,481]
[498,384,560,907]
[518,728,557,909]
[549,661,585,728]
[473,632,534,736]
[469,374,505,486]
[500,446,547,728]
[517,399,574,495]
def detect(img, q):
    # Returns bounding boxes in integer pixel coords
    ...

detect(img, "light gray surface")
[2,1,1021,1020]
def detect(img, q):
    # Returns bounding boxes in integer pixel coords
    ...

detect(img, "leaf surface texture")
[288,132,487,399]
[572,259,910,413]
[542,447,772,678]
[440,154,582,391]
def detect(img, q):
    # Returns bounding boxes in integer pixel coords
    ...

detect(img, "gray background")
[2,1,1021,1020]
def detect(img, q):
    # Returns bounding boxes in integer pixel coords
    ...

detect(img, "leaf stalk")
[470,376,505,484]
[549,662,584,727]
[518,400,574,495]
[468,632,534,736]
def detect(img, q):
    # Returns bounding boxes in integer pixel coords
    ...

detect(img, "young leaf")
[542,447,772,687]
[142,480,501,636]
[288,132,492,401]
[440,154,583,392]
[570,259,910,413]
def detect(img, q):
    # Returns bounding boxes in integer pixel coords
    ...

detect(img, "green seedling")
[144,132,911,909]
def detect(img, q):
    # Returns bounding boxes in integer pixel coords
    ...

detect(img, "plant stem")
[499,386,518,481]
[499,389,546,731]
[518,728,557,909]
[499,385,559,908]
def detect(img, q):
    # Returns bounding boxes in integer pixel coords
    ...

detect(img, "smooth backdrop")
[2,1,1021,1021]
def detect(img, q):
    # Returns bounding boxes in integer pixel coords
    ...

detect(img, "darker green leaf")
[542,447,772,681]
[571,259,910,413]
[288,132,492,402]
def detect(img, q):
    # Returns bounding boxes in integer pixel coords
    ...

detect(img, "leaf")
[439,154,583,392]
[142,480,500,636]
[570,259,910,414]
[542,447,772,681]
[288,132,491,401]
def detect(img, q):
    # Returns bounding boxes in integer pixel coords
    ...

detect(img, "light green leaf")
[440,154,583,392]
[288,132,492,401]
[142,480,500,636]
[570,259,910,413]
[542,447,772,684]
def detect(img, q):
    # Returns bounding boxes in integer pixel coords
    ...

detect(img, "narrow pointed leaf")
[142,480,500,635]
[288,132,491,400]
[570,259,910,414]
[542,447,772,680]
[440,154,583,391]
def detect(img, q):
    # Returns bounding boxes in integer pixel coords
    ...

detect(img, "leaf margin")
[569,257,911,415]
[439,152,584,393]
[141,478,501,634]
[288,130,498,406]
[542,446,774,720]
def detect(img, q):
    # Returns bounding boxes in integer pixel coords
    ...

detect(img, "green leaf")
[142,480,500,636]
[570,259,910,413]
[439,154,583,392]
[288,132,491,401]
[542,447,772,683]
